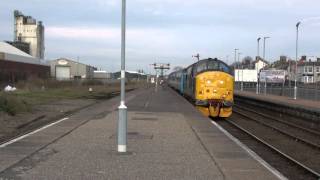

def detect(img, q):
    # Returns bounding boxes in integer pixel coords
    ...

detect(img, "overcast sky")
[1,0,320,72]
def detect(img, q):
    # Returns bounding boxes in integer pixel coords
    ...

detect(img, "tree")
[241,56,254,69]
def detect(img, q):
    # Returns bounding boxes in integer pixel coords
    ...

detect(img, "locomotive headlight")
[220,80,224,84]
[206,80,212,84]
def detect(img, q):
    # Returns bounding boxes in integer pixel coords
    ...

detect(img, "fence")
[235,81,320,101]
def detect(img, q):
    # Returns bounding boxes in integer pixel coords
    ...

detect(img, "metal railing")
[235,82,320,101]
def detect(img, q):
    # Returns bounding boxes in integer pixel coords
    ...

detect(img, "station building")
[0,42,50,84]
[50,58,97,80]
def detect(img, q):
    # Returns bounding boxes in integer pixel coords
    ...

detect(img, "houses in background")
[297,60,320,83]
[234,57,268,83]
[235,55,320,84]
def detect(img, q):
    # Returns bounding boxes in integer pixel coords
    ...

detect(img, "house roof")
[297,61,320,66]
[253,56,269,64]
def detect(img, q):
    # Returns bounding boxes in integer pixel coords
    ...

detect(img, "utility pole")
[118,0,127,153]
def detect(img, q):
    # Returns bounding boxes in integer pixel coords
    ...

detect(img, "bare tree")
[241,56,254,69]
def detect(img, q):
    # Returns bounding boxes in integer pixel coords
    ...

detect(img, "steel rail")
[224,119,320,178]
[233,109,320,150]
[234,104,320,137]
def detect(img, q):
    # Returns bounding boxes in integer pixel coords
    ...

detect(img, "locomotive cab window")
[219,62,232,75]
[196,62,207,73]
[208,61,219,70]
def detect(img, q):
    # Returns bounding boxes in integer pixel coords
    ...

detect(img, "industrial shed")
[50,58,97,80]
[112,70,147,81]
[0,42,50,84]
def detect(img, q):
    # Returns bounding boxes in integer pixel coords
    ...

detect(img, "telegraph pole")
[118,0,127,153]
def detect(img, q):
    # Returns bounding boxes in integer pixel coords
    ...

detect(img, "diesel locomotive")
[168,58,234,118]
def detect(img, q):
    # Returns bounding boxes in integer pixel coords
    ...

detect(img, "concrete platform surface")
[0,86,284,180]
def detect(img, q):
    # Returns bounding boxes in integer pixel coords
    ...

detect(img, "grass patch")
[0,94,31,116]
[0,81,148,116]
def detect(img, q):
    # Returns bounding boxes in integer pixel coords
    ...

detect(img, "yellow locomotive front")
[193,59,234,118]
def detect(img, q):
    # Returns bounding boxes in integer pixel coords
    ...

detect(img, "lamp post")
[238,52,242,91]
[294,22,301,100]
[256,37,261,94]
[225,55,229,65]
[263,37,270,95]
[118,0,127,153]
[234,48,239,89]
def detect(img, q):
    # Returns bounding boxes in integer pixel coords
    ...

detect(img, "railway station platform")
[0,86,284,180]
[235,91,320,121]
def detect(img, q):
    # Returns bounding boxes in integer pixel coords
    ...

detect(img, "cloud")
[46,26,119,40]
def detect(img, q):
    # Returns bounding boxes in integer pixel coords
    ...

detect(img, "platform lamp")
[238,52,242,91]
[256,37,261,94]
[118,0,127,153]
[234,49,239,89]
[294,22,301,100]
[263,36,270,96]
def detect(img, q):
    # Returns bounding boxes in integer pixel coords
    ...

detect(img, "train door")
[180,73,184,94]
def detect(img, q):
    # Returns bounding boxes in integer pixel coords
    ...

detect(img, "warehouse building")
[112,70,147,81]
[0,42,49,84]
[93,70,111,79]
[50,58,97,80]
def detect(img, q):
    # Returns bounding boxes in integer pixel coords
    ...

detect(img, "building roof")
[253,57,269,64]
[297,61,320,66]
[0,41,32,57]
[52,57,96,68]
[0,41,48,66]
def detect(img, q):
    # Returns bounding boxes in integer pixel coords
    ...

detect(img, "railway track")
[234,105,320,149]
[217,108,320,180]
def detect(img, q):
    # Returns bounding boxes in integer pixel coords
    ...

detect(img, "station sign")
[259,70,286,83]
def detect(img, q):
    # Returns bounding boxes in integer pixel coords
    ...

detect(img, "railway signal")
[151,63,170,77]
[192,53,200,62]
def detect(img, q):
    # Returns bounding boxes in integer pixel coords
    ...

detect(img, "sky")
[1,0,320,73]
